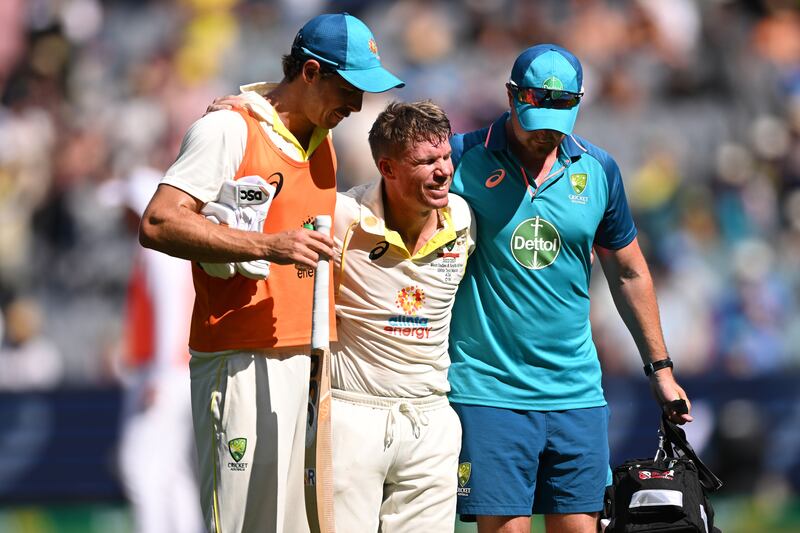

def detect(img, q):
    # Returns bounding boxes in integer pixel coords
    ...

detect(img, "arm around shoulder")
[446,193,476,253]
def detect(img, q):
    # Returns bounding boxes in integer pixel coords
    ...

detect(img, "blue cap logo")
[293,13,404,93]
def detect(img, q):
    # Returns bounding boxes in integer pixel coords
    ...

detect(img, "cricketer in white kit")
[329,100,475,533]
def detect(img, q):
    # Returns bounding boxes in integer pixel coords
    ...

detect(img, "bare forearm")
[597,240,693,423]
[139,185,333,268]
[139,204,269,262]
[608,268,669,365]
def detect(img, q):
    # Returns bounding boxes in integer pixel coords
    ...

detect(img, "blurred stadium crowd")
[1,0,799,384]
[1,1,800,530]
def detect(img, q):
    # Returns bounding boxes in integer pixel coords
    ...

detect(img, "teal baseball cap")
[509,44,583,135]
[292,13,405,94]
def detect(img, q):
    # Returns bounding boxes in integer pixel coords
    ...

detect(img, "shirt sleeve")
[593,150,637,250]
[466,202,477,256]
[161,110,247,203]
[450,127,490,196]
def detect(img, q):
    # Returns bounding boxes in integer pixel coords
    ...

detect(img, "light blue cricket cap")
[510,44,583,135]
[292,13,405,93]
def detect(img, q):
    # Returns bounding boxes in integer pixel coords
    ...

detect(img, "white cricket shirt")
[332,180,475,397]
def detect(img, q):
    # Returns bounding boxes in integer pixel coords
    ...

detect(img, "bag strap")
[660,413,723,492]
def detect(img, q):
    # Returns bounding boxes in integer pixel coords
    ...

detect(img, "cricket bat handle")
[311,215,331,351]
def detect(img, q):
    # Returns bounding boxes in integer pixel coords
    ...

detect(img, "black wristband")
[644,357,673,377]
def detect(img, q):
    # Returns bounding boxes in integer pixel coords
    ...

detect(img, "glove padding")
[198,202,237,279]
[199,175,276,280]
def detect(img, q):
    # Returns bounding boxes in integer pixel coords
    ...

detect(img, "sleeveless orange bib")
[189,109,337,352]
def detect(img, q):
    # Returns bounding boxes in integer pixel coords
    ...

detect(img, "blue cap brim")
[515,101,579,135]
[338,66,405,93]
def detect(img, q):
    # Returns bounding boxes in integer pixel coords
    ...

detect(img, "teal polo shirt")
[447,113,637,410]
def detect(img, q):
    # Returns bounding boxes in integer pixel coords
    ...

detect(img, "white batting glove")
[236,259,271,279]
[198,176,276,280]
[199,201,237,279]
[232,176,275,280]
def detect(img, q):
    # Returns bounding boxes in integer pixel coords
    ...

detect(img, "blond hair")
[368,100,452,161]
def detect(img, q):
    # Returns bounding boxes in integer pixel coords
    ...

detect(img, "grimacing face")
[385,137,453,212]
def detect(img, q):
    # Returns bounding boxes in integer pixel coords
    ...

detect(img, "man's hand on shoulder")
[205,94,248,115]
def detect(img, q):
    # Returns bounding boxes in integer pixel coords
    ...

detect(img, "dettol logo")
[510,216,561,270]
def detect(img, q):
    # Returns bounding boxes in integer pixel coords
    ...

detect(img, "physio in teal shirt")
[445,44,693,531]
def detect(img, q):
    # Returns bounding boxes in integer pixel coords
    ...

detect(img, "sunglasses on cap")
[506,81,583,109]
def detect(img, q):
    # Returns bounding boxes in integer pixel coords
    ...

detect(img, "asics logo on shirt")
[267,172,284,197]
[485,169,506,188]
[369,241,390,260]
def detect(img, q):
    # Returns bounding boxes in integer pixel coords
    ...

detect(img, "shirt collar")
[486,111,585,163]
[357,179,461,260]
[238,82,330,160]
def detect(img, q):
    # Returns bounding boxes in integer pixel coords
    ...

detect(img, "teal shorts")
[453,404,611,519]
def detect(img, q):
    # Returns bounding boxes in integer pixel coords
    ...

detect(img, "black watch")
[643,357,673,377]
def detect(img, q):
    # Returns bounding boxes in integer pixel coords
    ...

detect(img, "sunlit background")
[1,0,800,531]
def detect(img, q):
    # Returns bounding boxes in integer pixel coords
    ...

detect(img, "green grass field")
[1,497,799,532]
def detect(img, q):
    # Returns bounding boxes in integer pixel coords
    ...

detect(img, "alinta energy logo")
[297,217,317,279]
[510,216,561,270]
[385,286,431,340]
[396,285,425,315]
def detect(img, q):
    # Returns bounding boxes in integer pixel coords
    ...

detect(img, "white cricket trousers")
[190,350,311,533]
[331,389,462,533]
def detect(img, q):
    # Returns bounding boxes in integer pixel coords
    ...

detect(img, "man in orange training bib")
[138,13,404,533]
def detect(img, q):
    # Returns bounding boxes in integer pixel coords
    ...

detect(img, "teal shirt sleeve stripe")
[577,135,637,249]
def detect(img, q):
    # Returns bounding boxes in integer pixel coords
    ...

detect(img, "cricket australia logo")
[510,217,561,270]
[569,173,589,205]
[570,173,587,194]
[228,438,248,471]
[457,462,472,496]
